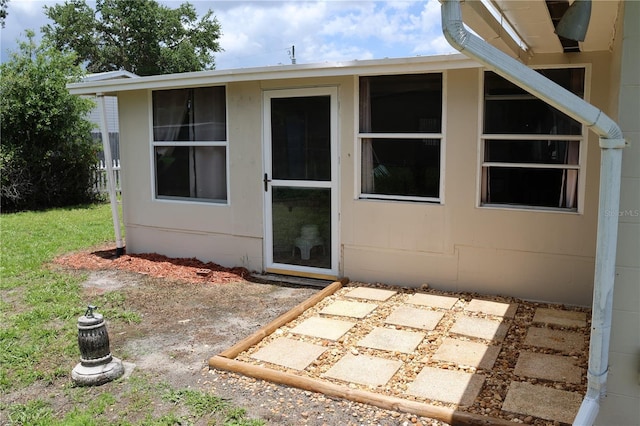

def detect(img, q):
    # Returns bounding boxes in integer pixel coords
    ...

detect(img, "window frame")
[478,66,588,213]
[356,72,446,204]
[149,85,230,205]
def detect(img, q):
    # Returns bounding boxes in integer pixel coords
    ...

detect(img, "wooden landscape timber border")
[208,280,514,426]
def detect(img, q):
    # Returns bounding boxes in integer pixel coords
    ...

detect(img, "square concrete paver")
[533,308,587,328]
[385,306,444,330]
[250,337,326,370]
[358,327,425,353]
[406,367,485,406]
[465,299,517,318]
[524,327,585,353]
[345,287,397,301]
[502,381,583,424]
[290,316,356,341]
[407,293,458,309]
[323,354,402,387]
[450,316,509,342]
[514,351,583,384]
[431,338,501,370]
[320,300,377,319]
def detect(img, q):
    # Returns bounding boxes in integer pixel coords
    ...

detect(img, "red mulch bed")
[53,246,250,284]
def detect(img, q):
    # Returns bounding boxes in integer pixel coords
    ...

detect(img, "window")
[359,73,443,202]
[152,86,227,203]
[482,68,585,210]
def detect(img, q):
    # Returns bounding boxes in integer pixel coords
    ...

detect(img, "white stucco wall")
[118,83,266,271]
[113,56,619,306]
[341,65,608,305]
[597,1,640,423]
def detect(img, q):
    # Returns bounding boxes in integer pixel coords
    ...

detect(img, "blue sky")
[1,0,456,70]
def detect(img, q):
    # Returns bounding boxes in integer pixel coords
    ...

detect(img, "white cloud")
[412,35,455,56]
[2,0,455,68]
[317,0,453,59]
[321,2,412,43]
[7,0,52,15]
[298,38,374,64]
[1,0,57,60]
[214,3,308,68]
[409,0,455,55]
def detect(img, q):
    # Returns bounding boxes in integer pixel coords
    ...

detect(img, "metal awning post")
[97,93,124,256]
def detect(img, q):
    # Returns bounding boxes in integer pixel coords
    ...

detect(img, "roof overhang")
[67,54,477,96]
[461,0,531,60]
[462,0,621,56]
[82,70,139,82]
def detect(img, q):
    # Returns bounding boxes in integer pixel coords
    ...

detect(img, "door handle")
[263,173,271,192]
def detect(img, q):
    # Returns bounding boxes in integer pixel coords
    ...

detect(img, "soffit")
[468,0,621,55]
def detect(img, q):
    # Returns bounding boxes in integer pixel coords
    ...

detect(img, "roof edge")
[82,70,139,81]
[68,54,478,95]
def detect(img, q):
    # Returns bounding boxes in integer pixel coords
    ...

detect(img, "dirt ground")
[39,246,445,425]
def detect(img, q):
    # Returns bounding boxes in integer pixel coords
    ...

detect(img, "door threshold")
[251,273,335,288]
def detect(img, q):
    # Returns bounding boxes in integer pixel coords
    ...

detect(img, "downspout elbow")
[441,0,469,53]
[574,389,600,426]
[574,370,608,426]
[592,112,624,141]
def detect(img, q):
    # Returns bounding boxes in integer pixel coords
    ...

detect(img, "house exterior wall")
[118,84,265,270]
[343,63,611,306]
[597,1,640,423]
[116,55,619,306]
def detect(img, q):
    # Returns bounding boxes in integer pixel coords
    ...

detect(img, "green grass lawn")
[0,203,263,426]
[1,203,118,390]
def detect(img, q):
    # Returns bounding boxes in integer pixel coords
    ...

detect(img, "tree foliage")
[0,31,98,212]
[42,0,222,76]
[0,0,8,28]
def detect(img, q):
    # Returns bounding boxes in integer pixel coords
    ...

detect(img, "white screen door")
[263,87,338,278]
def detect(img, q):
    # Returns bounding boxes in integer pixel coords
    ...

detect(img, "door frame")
[262,87,339,279]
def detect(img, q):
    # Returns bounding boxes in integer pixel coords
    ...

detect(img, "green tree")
[0,0,8,28]
[42,0,222,76]
[0,31,98,212]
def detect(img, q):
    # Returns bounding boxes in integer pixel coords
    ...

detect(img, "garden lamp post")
[71,305,124,386]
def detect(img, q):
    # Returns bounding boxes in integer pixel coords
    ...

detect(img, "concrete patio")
[210,282,590,425]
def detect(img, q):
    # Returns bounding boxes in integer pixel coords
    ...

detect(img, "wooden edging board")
[208,280,514,426]
[218,280,344,359]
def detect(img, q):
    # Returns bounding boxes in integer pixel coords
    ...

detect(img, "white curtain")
[193,146,226,200]
[559,141,579,208]
[193,87,226,141]
[155,90,190,162]
[481,141,491,203]
[360,78,374,193]
[481,168,490,203]
[155,90,190,142]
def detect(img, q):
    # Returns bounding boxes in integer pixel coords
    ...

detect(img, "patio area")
[210,281,591,425]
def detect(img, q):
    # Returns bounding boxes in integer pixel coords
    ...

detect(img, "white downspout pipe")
[439,1,626,425]
[97,93,125,257]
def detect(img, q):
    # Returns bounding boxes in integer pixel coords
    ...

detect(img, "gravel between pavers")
[205,368,447,426]
[230,283,590,425]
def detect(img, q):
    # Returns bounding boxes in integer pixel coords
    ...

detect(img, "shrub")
[0,31,98,212]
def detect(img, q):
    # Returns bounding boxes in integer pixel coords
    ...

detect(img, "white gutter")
[440,1,626,425]
[97,94,125,257]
